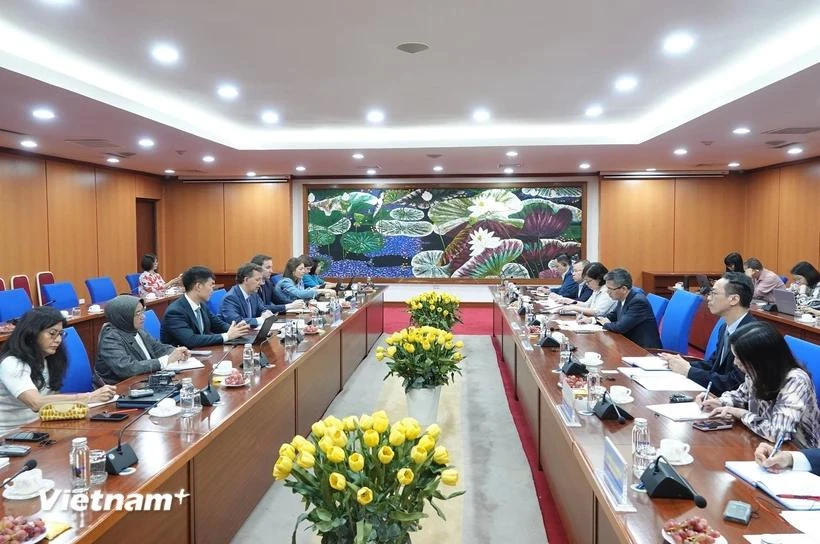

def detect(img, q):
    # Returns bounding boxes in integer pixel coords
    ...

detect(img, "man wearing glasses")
[660,272,756,395]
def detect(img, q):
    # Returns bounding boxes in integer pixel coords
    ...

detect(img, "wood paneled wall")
[162,181,292,279]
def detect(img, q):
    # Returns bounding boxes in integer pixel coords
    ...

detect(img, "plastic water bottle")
[242,343,254,382]
[584,368,603,414]
[180,377,195,417]
[631,417,654,479]
[70,437,90,493]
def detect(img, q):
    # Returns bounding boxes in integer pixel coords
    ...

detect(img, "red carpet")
[383,305,493,335]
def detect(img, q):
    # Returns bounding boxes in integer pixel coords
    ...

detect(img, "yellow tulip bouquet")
[377,327,464,392]
[273,412,464,544]
[405,291,461,331]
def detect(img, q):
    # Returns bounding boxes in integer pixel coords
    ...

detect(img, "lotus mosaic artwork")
[306,186,583,279]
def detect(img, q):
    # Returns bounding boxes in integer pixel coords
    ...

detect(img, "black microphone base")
[106,443,138,475]
[640,457,706,507]
[593,397,634,422]
[199,386,221,407]
[561,358,588,376]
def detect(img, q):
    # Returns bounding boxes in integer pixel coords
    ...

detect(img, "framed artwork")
[304,183,584,280]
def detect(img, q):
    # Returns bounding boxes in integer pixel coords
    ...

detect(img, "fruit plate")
[662,529,726,544]
[222,378,251,388]
[303,328,324,335]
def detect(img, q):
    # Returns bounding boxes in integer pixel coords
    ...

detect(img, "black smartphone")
[90,412,130,422]
[0,444,31,457]
[692,419,734,431]
[669,393,694,403]
[4,431,49,442]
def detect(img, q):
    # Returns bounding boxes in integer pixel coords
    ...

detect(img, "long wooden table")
[492,287,801,544]
[0,289,384,543]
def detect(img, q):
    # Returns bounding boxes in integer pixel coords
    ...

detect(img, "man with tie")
[250,254,305,314]
[161,266,250,348]
[219,263,274,326]
[661,272,756,395]
[549,254,580,298]
[551,259,592,303]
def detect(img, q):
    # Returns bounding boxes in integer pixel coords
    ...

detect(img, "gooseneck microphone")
[604,391,627,424]
[1,459,37,488]
[200,345,238,406]
[644,455,708,508]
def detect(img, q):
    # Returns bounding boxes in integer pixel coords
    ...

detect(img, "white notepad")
[555,321,604,332]
[726,461,820,511]
[166,357,205,371]
[631,373,706,392]
[646,402,710,421]
[781,511,820,538]
[622,356,669,371]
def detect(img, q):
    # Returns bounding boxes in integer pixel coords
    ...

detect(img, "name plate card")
[597,436,636,512]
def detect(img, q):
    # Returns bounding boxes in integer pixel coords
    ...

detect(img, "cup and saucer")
[581,352,604,368]
[609,385,634,404]
[149,398,181,418]
[659,438,693,466]
[88,304,103,314]
[212,361,234,376]
[798,313,816,324]
[2,468,55,500]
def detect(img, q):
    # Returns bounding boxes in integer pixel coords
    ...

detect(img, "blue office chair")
[703,318,725,361]
[206,288,227,315]
[646,293,669,325]
[785,335,820,403]
[85,277,117,304]
[42,282,80,311]
[658,290,703,354]
[59,327,93,393]
[143,309,161,339]
[125,273,141,295]
[0,288,33,322]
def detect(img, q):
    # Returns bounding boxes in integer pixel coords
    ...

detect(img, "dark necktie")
[718,326,731,368]
[195,307,204,333]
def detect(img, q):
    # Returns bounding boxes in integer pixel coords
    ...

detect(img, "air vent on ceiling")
[356,165,381,170]
[765,140,800,149]
[66,138,119,148]
[105,151,135,159]
[763,127,820,135]
[426,153,442,159]
[0,127,27,136]
[498,163,521,168]
[173,169,207,174]
[396,42,429,54]
[694,163,723,168]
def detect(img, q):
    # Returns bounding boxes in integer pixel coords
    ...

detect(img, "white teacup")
[88,304,102,312]
[610,385,632,401]
[799,313,815,322]
[216,360,233,373]
[154,398,178,416]
[583,352,603,366]
[145,293,157,301]
[659,438,691,462]
[7,468,44,495]
[674,282,684,290]
[60,310,70,318]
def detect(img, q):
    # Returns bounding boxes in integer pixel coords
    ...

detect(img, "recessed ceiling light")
[202,155,215,163]
[673,148,688,155]
[39,0,76,6]
[585,104,603,118]
[151,44,179,65]
[787,147,803,155]
[106,157,120,164]
[20,139,37,149]
[505,150,518,158]
[663,32,695,55]
[246,171,257,177]
[728,162,740,168]
[579,162,591,170]
[352,153,364,160]
[366,110,385,124]
[614,75,638,93]
[295,165,306,172]
[732,127,751,135]
[472,108,491,122]
[366,168,377,175]
[261,110,279,124]
[503,167,514,174]
[645,168,657,172]
[32,108,55,120]
[164,169,175,174]
[217,84,239,100]
[433,165,444,172]
[138,138,155,148]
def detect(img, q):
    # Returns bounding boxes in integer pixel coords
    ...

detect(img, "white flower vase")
[406,386,442,427]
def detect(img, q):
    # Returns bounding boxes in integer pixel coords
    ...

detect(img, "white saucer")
[212,368,233,376]
[149,405,181,417]
[611,396,634,404]
[664,453,694,466]
[798,317,816,323]
[2,479,55,500]
[581,358,603,367]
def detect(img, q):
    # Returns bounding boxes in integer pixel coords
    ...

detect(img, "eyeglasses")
[46,329,67,340]
[134,309,145,316]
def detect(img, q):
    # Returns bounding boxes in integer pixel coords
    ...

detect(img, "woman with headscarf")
[95,295,189,384]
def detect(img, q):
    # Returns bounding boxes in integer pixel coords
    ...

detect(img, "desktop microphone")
[642,455,708,508]
[593,391,634,424]
[1,460,37,488]
[105,388,177,475]
[606,391,626,424]
[200,345,238,406]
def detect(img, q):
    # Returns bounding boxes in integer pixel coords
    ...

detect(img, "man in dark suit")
[549,254,579,298]
[219,263,274,327]
[755,442,820,476]
[581,268,661,349]
[250,254,305,314]
[161,266,250,348]
[551,259,592,303]
[661,272,756,395]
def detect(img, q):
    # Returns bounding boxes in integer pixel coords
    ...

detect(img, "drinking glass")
[89,449,107,485]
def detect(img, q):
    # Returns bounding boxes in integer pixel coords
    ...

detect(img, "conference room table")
[492,287,803,544]
[0,288,385,543]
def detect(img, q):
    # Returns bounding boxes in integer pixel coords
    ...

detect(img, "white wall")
[292,177,599,302]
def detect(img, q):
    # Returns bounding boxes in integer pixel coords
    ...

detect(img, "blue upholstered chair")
[659,290,703,354]
[0,289,33,322]
[59,327,93,393]
[125,273,141,295]
[85,277,117,304]
[703,318,725,361]
[784,335,820,403]
[42,282,80,311]
[646,293,669,326]
[206,288,227,315]
[143,309,161,339]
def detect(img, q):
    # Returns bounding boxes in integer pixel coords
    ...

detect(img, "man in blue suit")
[219,263,274,327]
[581,268,661,349]
[250,254,305,314]
[161,266,250,348]
[661,272,756,395]
[755,442,820,476]
[551,259,592,303]
[550,254,579,298]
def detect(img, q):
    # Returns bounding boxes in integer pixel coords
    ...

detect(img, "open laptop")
[772,288,798,316]
[225,315,277,345]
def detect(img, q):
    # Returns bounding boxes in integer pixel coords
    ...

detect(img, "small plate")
[212,367,234,376]
[304,328,324,335]
[611,396,634,405]
[581,358,604,367]
[662,529,726,544]
[2,479,55,500]
[222,378,251,388]
[23,530,48,544]
[149,406,181,418]
[798,316,816,323]
[665,453,694,466]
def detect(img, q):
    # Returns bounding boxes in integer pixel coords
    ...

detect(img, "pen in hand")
[701,381,712,412]
[768,432,786,460]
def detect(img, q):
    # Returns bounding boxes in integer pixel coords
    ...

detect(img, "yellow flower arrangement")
[376,326,464,392]
[405,291,462,330]
[273,413,464,543]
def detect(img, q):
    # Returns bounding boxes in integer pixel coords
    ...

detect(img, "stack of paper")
[744,536,816,543]
[726,461,820,510]
[781,511,820,539]
[622,356,669,371]
[646,402,710,421]
[631,372,706,392]
[555,321,604,332]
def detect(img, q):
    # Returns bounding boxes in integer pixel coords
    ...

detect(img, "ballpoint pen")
[768,432,786,460]
[777,494,820,501]
[701,381,712,412]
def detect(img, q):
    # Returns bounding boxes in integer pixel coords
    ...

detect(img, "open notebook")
[725,461,820,510]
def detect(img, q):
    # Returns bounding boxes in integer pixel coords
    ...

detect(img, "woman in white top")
[0,307,116,433]
[562,262,616,317]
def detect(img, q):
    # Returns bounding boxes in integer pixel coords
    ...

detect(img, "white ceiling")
[1,0,820,177]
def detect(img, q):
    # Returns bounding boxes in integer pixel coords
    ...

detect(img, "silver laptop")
[772,288,797,316]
